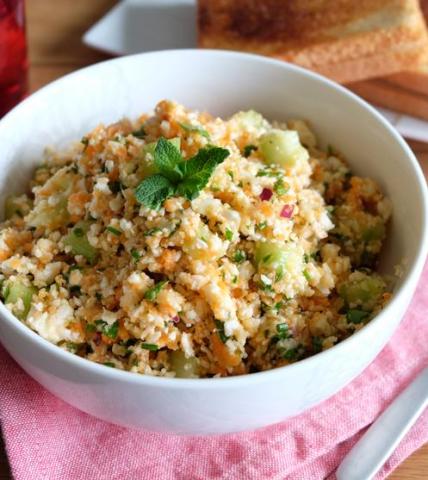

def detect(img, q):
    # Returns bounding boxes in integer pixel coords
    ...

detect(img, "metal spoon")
[336,365,428,480]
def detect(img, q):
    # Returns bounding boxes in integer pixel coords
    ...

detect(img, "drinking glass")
[0,0,27,117]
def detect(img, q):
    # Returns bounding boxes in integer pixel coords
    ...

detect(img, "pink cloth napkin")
[1,261,428,480]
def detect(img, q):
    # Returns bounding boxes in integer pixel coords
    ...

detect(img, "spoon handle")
[336,366,428,480]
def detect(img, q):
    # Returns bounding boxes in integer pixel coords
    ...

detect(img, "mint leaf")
[154,137,183,183]
[179,122,210,139]
[177,146,229,200]
[135,142,229,207]
[135,174,174,209]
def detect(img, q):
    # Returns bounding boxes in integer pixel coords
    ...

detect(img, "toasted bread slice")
[375,0,428,96]
[198,0,428,83]
[346,0,428,120]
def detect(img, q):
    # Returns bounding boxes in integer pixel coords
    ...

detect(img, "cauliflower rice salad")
[0,101,392,378]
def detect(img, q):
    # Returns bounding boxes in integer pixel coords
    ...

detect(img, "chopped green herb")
[86,323,96,333]
[233,250,246,263]
[81,136,89,149]
[259,280,274,292]
[104,320,119,339]
[144,280,168,301]
[227,171,234,181]
[257,221,268,231]
[93,319,119,338]
[69,265,82,272]
[346,309,370,324]
[276,323,289,340]
[256,169,281,178]
[275,265,284,282]
[311,251,321,262]
[232,275,238,284]
[103,362,116,368]
[273,179,289,195]
[303,253,310,263]
[303,269,311,281]
[179,122,210,139]
[106,226,122,236]
[144,227,162,236]
[130,249,141,262]
[273,301,284,312]
[73,227,84,237]
[132,126,146,139]
[141,343,159,351]
[312,336,323,353]
[283,348,298,360]
[243,144,258,157]
[94,319,107,331]
[215,320,229,343]
[66,342,79,353]
[225,228,233,241]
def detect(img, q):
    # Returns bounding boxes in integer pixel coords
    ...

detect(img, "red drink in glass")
[0,0,27,117]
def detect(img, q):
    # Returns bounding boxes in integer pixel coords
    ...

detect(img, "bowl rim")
[0,48,427,389]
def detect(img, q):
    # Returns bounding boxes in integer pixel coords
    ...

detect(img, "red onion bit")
[171,315,180,324]
[260,188,273,201]
[93,332,102,346]
[280,204,294,219]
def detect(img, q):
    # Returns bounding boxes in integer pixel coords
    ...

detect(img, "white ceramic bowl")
[0,50,427,435]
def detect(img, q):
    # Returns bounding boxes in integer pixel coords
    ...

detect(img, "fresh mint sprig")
[154,138,184,183]
[135,137,229,209]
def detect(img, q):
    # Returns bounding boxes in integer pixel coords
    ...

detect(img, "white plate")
[83,0,197,56]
